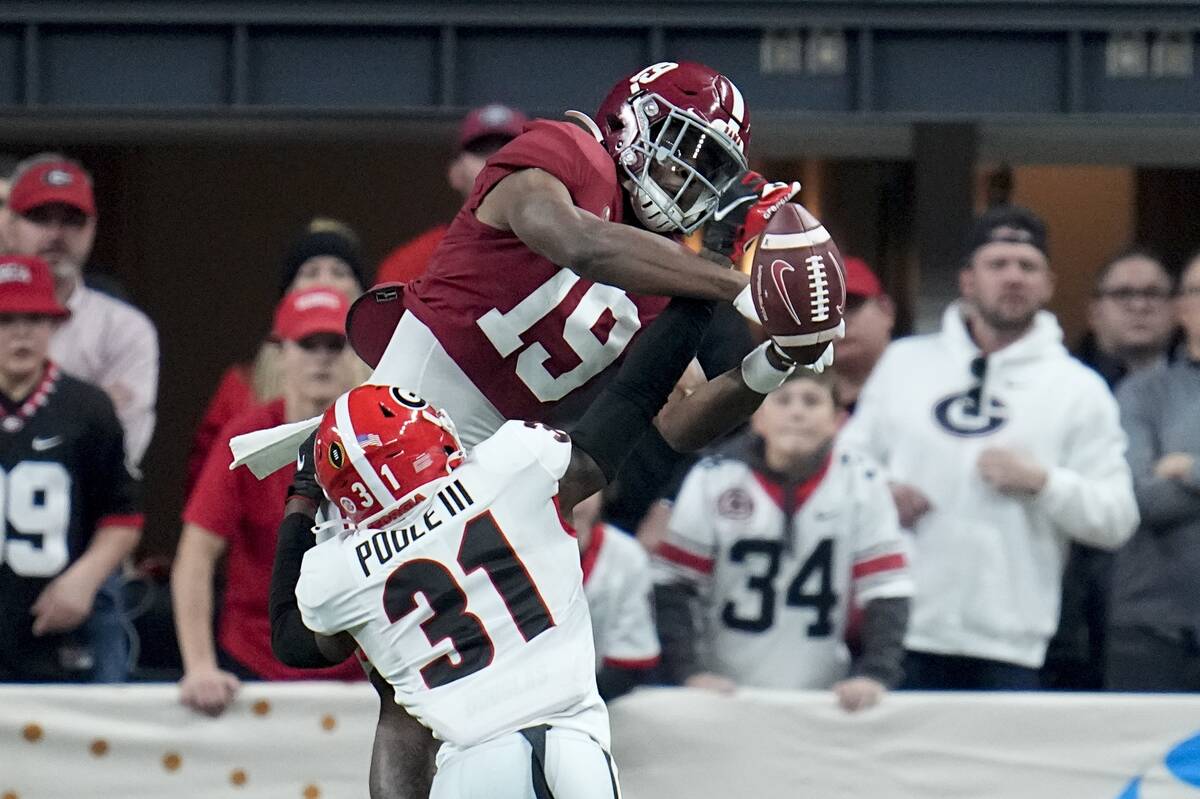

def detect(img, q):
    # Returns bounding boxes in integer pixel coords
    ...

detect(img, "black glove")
[701,170,768,259]
[285,431,323,511]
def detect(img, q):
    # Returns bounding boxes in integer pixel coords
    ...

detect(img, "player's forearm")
[573,220,748,302]
[270,509,344,668]
[656,366,767,453]
[67,524,140,595]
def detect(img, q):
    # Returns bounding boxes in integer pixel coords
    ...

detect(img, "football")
[746,203,847,364]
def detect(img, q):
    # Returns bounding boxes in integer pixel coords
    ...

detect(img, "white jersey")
[654,447,913,690]
[582,523,661,671]
[297,421,608,751]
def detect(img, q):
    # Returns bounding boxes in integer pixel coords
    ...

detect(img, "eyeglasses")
[1095,287,1173,304]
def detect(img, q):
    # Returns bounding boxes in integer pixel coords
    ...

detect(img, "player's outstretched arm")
[559,295,716,513]
[654,341,797,452]
[476,168,748,303]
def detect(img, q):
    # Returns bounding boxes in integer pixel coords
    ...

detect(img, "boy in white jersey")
[654,371,913,712]
[572,492,661,699]
[266,295,806,799]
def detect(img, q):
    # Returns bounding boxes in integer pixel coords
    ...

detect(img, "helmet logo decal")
[412,452,434,472]
[628,62,679,93]
[390,388,426,409]
[329,441,345,469]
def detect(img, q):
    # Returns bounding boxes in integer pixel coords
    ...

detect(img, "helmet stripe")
[728,79,745,125]
[333,392,397,509]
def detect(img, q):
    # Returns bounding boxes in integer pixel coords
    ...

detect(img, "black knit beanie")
[280,218,366,295]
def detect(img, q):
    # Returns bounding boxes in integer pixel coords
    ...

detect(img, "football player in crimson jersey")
[268,293,737,798]
[229,60,818,479]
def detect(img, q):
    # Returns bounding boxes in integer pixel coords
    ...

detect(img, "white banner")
[2,684,1199,798]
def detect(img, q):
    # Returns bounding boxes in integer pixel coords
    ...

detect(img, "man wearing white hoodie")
[840,206,1138,689]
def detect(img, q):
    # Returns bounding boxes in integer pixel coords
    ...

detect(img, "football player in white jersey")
[266,294,792,798]
[653,371,914,712]
[571,492,661,699]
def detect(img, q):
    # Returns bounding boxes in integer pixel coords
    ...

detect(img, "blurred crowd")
[1,102,1198,715]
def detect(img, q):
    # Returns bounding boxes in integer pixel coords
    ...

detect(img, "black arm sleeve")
[269,511,342,668]
[851,596,910,688]
[570,297,715,482]
[596,664,647,701]
[653,582,703,685]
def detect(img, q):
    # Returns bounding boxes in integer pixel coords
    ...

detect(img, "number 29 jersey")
[297,421,607,751]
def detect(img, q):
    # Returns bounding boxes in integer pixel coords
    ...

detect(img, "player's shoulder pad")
[473,420,573,481]
[498,120,615,187]
[601,523,652,569]
[296,540,353,623]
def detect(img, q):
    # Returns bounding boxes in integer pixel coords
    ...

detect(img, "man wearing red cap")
[2,153,159,466]
[834,256,896,412]
[375,104,529,285]
[0,255,143,682]
[172,287,364,715]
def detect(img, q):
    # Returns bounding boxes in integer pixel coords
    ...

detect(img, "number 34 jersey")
[654,446,914,690]
[297,421,607,751]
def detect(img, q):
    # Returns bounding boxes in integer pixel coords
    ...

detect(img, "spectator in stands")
[841,205,1138,690]
[1044,247,1176,690]
[0,255,142,682]
[173,288,364,716]
[833,256,896,413]
[185,218,367,495]
[2,153,159,682]
[1107,252,1200,691]
[571,491,661,700]
[375,104,527,284]
[2,154,159,465]
[653,372,912,712]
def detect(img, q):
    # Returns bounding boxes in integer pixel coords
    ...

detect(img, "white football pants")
[430,727,620,799]
[370,311,506,448]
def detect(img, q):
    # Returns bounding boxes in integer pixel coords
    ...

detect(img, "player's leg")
[428,733,536,799]
[369,669,438,799]
[541,727,621,799]
[368,311,505,447]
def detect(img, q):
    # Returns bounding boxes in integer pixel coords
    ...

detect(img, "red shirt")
[404,120,669,422]
[375,225,448,285]
[186,364,255,498]
[184,399,363,681]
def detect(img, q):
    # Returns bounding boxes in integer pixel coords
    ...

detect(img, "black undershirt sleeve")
[269,511,342,668]
[570,297,715,482]
[653,582,703,685]
[851,596,910,687]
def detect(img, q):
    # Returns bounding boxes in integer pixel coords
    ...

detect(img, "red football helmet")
[595,61,751,235]
[314,385,465,527]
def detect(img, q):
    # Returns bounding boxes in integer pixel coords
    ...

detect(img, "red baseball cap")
[459,104,527,151]
[0,255,70,318]
[271,288,348,342]
[8,159,96,217]
[842,256,884,299]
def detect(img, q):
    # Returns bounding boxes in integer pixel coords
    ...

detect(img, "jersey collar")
[0,361,61,433]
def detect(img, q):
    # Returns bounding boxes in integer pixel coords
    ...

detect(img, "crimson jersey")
[403,120,670,422]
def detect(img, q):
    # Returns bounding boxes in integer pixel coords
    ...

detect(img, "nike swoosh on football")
[31,435,63,451]
[712,194,757,222]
